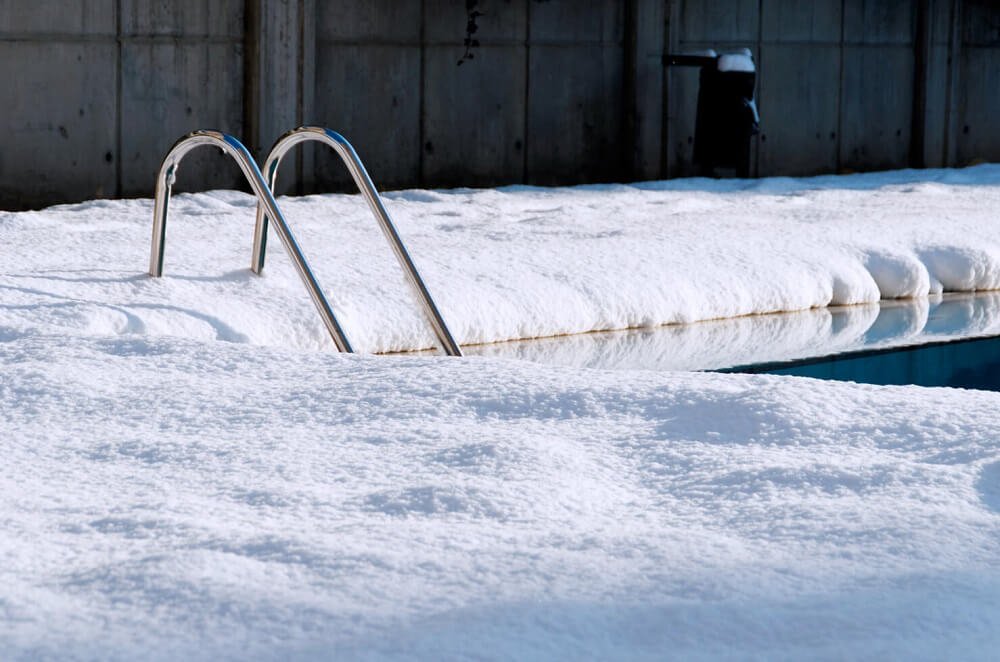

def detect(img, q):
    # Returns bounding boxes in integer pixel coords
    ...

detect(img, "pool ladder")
[148,128,462,356]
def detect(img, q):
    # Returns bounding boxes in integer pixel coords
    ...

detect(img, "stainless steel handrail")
[252,126,463,357]
[148,130,354,353]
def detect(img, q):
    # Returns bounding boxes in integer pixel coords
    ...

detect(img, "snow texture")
[2,165,1000,659]
[717,52,755,73]
[3,165,1000,354]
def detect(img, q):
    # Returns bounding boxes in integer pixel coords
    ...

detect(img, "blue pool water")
[722,334,1000,390]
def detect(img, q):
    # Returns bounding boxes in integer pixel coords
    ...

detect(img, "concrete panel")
[963,0,1000,46]
[299,0,318,194]
[920,43,950,167]
[679,0,758,43]
[0,0,114,35]
[529,0,623,43]
[527,45,624,184]
[840,46,913,171]
[120,41,244,196]
[422,45,525,187]
[248,0,304,147]
[122,0,243,37]
[630,0,666,180]
[245,0,311,191]
[0,42,116,208]
[956,46,1000,165]
[757,44,841,176]
[843,0,915,44]
[313,45,421,190]
[929,0,952,45]
[762,0,840,43]
[665,61,702,178]
[424,0,525,43]
[317,0,420,43]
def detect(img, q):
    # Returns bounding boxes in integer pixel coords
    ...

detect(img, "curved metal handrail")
[148,130,354,353]
[252,126,462,357]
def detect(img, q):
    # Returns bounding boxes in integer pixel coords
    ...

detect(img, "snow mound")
[3,166,1000,353]
[1,334,1000,659]
[3,167,1000,658]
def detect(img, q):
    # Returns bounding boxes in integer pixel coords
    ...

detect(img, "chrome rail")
[148,130,354,353]
[252,126,463,357]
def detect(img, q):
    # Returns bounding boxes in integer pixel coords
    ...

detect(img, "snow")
[717,51,755,73]
[4,335,1000,660]
[4,165,1000,354]
[3,165,1000,659]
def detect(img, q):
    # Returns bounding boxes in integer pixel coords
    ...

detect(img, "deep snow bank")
[4,167,1000,658]
[2,165,1000,352]
[2,333,1000,659]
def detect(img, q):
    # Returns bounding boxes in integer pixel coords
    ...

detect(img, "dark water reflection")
[459,292,1000,377]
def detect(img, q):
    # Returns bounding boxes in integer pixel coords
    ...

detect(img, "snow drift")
[3,166,1000,659]
[2,165,1000,353]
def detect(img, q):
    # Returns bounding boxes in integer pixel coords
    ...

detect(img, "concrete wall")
[0,0,244,208]
[666,0,998,178]
[310,0,627,191]
[954,0,1000,166]
[2,0,999,209]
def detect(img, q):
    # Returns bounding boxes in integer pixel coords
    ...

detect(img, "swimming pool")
[460,292,1000,390]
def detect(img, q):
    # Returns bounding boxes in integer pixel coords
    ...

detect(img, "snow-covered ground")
[2,166,1000,659]
[4,165,1000,353]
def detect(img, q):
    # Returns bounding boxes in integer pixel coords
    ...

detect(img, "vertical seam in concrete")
[657,0,670,180]
[943,0,962,166]
[297,0,305,126]
[115,0,123,197]
[755,0,762,177]
[299,0,316,194]
[243,0,260,158]
[662,0,679,179]
[623,0,638,181]
[523,0,531,183]
[418,0,426,187]
[659,0,667,180]
[910,0,930,168]
[296,0,305,195]
[835,0,846,172]
[942,0,953,165]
